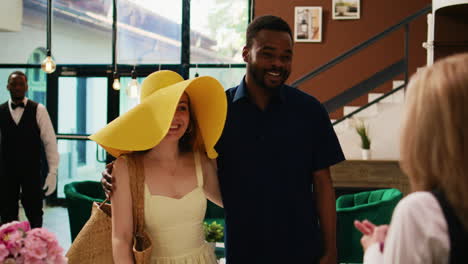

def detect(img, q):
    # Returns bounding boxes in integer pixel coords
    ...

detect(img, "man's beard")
[10,92,25,101]
[249,65,289,95]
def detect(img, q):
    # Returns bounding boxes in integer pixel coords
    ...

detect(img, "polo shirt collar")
[232,77,287,104]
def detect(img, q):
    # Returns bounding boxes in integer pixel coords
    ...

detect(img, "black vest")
[432,190,468,264]
[0,100,42,172]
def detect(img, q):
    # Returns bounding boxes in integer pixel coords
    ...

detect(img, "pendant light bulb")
[127,78,140,99]
[126,69,140,98]
[41,56,56,74]
[112,77,121,90]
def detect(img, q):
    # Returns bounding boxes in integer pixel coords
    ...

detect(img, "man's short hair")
[8,71,28,83]
[246,15,293,47]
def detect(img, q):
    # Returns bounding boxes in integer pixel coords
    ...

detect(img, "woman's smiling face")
[164,93,191,141]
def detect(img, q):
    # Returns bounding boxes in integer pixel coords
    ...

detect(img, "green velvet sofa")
[64,181,107,242]
[336,188,403,263]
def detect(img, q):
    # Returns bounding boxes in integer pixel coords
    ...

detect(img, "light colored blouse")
[364,191,449,264]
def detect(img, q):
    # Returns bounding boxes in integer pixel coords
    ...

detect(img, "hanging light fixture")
[41,0,56,73]
[112,72,121,90]
[194,64,199,77]
[111,0,120,90]
[127,67,140,98]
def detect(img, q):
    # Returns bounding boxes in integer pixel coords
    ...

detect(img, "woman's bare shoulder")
[113,156,130,175]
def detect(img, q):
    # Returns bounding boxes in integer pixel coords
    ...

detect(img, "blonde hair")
[400,53,468,229]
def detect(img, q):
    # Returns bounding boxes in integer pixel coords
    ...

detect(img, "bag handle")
[127,154,146,236]
[98,196,110,209]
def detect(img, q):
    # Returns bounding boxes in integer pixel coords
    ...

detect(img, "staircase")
[333,80,405,160]
[291,5,432,160]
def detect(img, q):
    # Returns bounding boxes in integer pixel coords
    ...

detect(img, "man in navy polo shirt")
[215,16,344,263]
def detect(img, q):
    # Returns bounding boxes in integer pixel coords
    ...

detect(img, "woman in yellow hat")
[90,70,227,263]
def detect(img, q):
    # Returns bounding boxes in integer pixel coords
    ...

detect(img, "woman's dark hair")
[246,15,293,47]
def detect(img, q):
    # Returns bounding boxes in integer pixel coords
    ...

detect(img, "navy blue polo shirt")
[215,78,345,263]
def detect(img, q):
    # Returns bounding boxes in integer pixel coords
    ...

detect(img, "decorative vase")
[361,149,371,160]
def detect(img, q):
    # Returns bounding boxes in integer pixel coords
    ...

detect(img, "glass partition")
[189,67,246,90]
[117,0,182,64]
[57,140,106,198]
[57,77,108,134]
[190,0,248,64]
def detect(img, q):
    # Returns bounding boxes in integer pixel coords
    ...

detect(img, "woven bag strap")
[127,153,146,236]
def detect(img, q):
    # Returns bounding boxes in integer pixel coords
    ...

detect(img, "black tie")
[11,102,25,110]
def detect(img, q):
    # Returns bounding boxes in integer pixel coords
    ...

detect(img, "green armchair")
[64,181,106,242]
[336,188,403,263]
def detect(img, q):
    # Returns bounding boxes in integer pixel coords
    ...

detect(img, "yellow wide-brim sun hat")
[89,70,227,159]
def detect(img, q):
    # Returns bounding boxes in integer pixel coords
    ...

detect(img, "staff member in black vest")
[0,71,59,228]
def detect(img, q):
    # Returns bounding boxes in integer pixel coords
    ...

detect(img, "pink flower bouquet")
[0,221,67,264]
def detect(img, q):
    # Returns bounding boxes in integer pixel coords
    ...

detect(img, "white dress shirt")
[364,191,450,264]
[7,98,59,175]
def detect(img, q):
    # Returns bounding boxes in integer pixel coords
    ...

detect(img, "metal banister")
[291,5,431,88]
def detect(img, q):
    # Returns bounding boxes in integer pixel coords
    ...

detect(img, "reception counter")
[331,160,410,195]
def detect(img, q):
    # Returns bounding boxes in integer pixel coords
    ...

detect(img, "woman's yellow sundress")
[144,151,218,264]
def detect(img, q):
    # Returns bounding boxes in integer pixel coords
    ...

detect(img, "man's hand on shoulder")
[319,251,337,264]
[101,162,115,198]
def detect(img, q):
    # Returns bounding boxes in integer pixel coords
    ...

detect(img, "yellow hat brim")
[89,72,227,159]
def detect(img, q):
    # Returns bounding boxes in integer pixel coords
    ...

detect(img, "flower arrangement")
[353,117,371,150]
[0,221,67,264]
[203,221,224,243]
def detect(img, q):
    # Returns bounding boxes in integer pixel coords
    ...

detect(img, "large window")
[119,76,144,114]
[118,0,182,64]
[0,1,46,64]
[58,77,107,135]
[191,0,248,64]
[189,67,246,90]
[1,0,250,201]
[26,48,48,105]
[56,76,108,198]
[57,140,105,198]
[52,0,113,64]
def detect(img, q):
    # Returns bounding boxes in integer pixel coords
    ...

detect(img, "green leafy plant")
[353,118,371,149]
[203,221,224,242]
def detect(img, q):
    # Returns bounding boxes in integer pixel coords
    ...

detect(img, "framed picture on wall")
[333,0,360,20]
[294,6,322,43]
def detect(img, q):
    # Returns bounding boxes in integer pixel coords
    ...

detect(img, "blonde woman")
[355,53,468,263]
[90,71,226,264]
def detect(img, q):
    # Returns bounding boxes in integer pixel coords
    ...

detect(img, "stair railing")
[291,5,432,126]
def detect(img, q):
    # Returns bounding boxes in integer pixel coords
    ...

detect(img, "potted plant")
[353,118,371,159]
[204,221,224,252]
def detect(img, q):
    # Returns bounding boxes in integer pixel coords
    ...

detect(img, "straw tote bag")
[66,154,152,264]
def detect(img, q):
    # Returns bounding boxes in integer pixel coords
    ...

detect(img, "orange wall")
[254,0,431,118]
